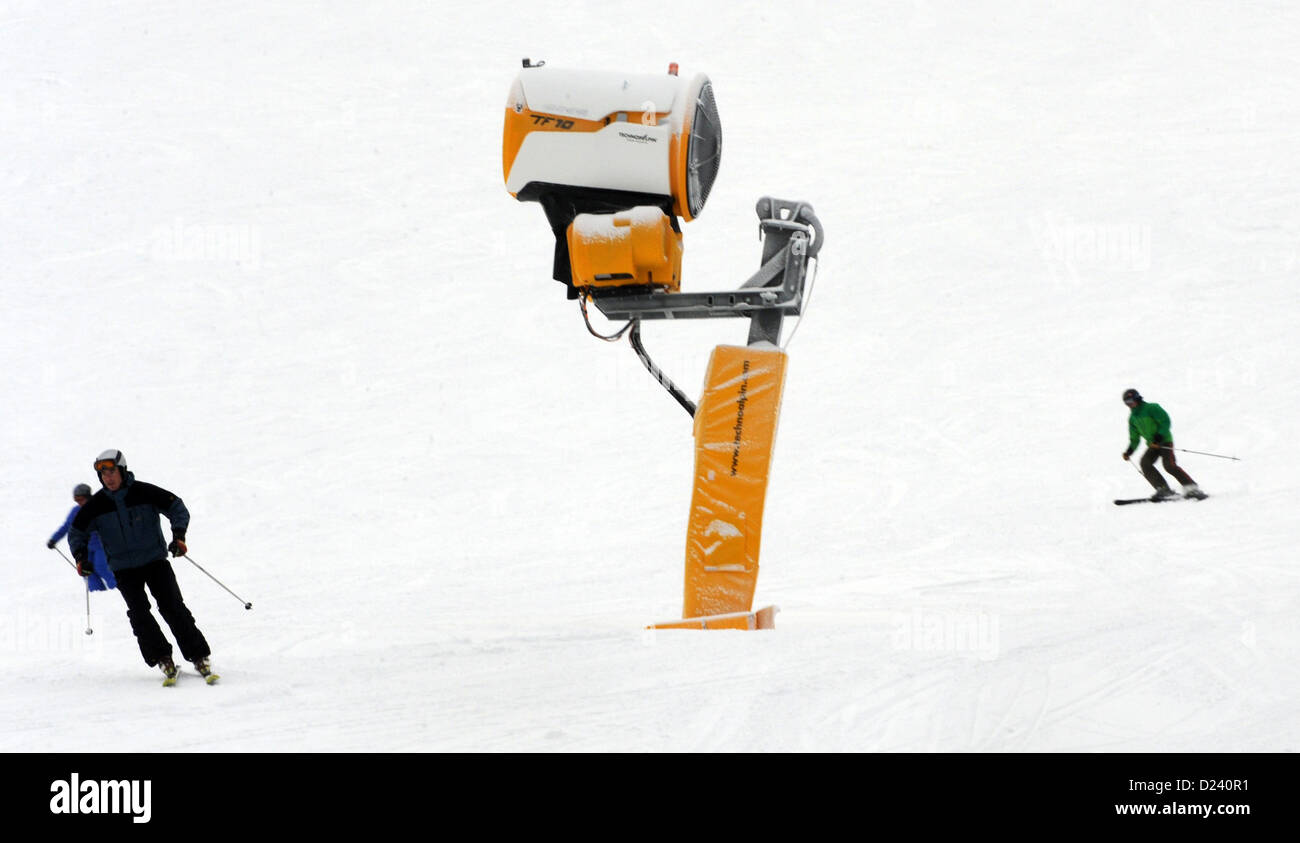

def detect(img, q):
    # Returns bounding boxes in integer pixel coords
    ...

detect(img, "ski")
[1114,494,1208,506]
[161,667,179,687]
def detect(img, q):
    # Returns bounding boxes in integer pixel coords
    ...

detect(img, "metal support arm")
[589,197,822,330]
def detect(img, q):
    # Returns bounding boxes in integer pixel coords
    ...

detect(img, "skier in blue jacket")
[69,450,215,685]
[48,483,117,591]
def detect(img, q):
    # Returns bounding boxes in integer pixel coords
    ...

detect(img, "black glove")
[1122,449,1134,461]
[74,556,91,577]
[47,539,57,549]
[168,538,187,557]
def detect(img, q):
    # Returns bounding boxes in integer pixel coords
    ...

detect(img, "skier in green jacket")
[1122,388,1208,501]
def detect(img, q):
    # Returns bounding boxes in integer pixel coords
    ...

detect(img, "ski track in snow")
[3,0,1300,751]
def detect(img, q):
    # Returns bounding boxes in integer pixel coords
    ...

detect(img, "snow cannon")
[503,59,720,297]
[504,60,824,634]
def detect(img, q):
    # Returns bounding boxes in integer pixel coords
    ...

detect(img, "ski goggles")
[94,459,121,472]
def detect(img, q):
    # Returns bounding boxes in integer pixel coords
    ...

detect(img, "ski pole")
[52,547,95,634]
[182,554,253,610]
[1123,448,1145,476]
[1168,446,1240,461]
[51,545,78,571]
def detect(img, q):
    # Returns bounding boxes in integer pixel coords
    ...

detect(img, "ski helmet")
[94,449,126,474]
[1122,388,1142,405]
[73,483,92,498]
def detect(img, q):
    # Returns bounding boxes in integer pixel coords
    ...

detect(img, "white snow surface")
[3,1,1299,752]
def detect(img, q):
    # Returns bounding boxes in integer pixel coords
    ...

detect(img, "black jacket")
[69,471,189,572]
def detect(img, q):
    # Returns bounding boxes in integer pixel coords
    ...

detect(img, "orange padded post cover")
[681,344,787,618]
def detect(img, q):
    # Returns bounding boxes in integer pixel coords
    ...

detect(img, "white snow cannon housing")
[503,60,722,298]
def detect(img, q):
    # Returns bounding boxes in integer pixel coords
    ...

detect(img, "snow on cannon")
[503,59,823,631]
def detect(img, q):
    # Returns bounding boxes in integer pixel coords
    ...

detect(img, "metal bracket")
[589,196,822,338]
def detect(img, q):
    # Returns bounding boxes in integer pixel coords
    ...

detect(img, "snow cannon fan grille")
[686,78,722,218]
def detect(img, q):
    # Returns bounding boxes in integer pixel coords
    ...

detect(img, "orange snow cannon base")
[648,606,779,631]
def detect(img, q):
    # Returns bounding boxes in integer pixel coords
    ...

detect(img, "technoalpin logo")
[49,773,151,823]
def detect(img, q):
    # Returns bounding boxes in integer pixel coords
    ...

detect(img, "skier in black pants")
[68,450,217,685]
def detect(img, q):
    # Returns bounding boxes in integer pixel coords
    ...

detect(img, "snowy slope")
[2,0,1298,751]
